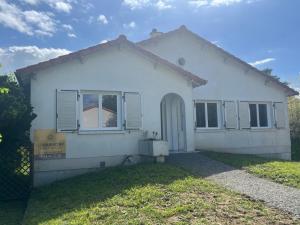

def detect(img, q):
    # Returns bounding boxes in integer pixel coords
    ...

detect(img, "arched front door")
[161,93,186,152]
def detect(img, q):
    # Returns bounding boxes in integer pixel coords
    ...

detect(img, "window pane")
[102,95,118,127]
[207,103,218,127]
[83,94,99,128]
[196,103,206,127]
[259,104,268,127]
[249,104,258,127]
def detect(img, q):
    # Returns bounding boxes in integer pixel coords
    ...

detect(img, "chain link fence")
[0,147,33,201]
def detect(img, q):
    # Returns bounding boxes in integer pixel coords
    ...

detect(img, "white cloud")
[0,1,57,36]
[23,0,40,5]
[97,14,108,25]
[188,0,254,7]
[123,21,136,29]
[155,0,173,10]
[23,10,56,36]
[23,0,73,13]
[123,0,150,9]
[0,46,71,73]
[249,58,276,67]
[67,33,76,38]
[123,0,172,10]
[62,24,76,37]
[189,0,208,7]
[100,39,108,44]
[62,24,73,31]
[52,1,72,13]
[0,1,33,35]
[211,0,242,6]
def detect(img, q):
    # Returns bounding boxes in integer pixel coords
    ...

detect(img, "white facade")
[16,26,297,186]
[27,41,196,185]
[140,27,293,160]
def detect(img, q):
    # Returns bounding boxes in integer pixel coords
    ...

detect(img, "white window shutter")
[239,102,250,129]
[224,101,237,129]
[56,90,78,132]
[274,102,285,128]
[124,92,142,130]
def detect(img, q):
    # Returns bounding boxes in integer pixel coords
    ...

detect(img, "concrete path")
[167,152,300,217]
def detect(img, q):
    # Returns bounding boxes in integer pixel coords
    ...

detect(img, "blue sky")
[0,0,299,91]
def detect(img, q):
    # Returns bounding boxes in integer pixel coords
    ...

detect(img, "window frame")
[79,90,122,131]
[248,102,271,129]
[195,100,221,129]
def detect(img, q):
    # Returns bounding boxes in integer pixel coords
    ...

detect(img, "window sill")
[78,130,126,135]
[249,127,276,132]
[195,128,280,133]
[195,128,223,133]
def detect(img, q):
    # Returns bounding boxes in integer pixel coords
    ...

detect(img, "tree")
[0,73,36,175]
[288,97,300,138]
[261,68,290,85]
[261,68,300,160]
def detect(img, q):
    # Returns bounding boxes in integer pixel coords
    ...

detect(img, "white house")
[16,26,298,186]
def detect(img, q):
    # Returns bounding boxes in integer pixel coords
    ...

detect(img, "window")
[83,94,99,129]
[196,103,206,127]
[249,103,269,128]
[249,104,257,127]
[102,95,118,128]
[195,101,219,128]
[81,92,121,130]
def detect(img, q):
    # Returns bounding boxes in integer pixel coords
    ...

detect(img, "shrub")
[0,74,36,176]
[288,97,300,161]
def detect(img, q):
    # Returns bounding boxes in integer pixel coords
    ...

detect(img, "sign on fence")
[34,129,66,160]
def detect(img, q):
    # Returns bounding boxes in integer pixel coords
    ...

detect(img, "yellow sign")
[34,129,66,160]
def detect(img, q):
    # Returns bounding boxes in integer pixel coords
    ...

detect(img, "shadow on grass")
[200,151,274,169]
[166,151,274,178]
[23,163,190,225]
[0,200,26,225]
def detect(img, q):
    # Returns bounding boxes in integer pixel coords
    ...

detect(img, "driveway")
[167,152,300,217]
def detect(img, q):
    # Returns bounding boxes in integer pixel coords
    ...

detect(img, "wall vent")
[99,161,106,168]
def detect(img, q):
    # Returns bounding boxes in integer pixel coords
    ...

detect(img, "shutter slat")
[239,102,250,129]
[124,92,142,130]
[224,101,237,129]
[274,102,285,128]
[57,90,78,132]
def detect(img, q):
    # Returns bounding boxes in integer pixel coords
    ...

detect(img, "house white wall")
[140,30,291,159]
[30,43,195,185]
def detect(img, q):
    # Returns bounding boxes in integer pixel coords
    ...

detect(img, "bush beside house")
[0,73,36,200]
[288,97,300,161]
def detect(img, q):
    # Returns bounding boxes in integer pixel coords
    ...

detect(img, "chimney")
[150,28,163,38]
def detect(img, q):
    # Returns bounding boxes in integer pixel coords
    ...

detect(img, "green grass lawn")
[202,152,300,189]
[0,200,26,225]
[23,164,298,225]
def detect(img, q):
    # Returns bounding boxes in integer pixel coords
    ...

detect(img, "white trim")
[78,130,126,135]
[247,101,272,129]
[79,90,122,131]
